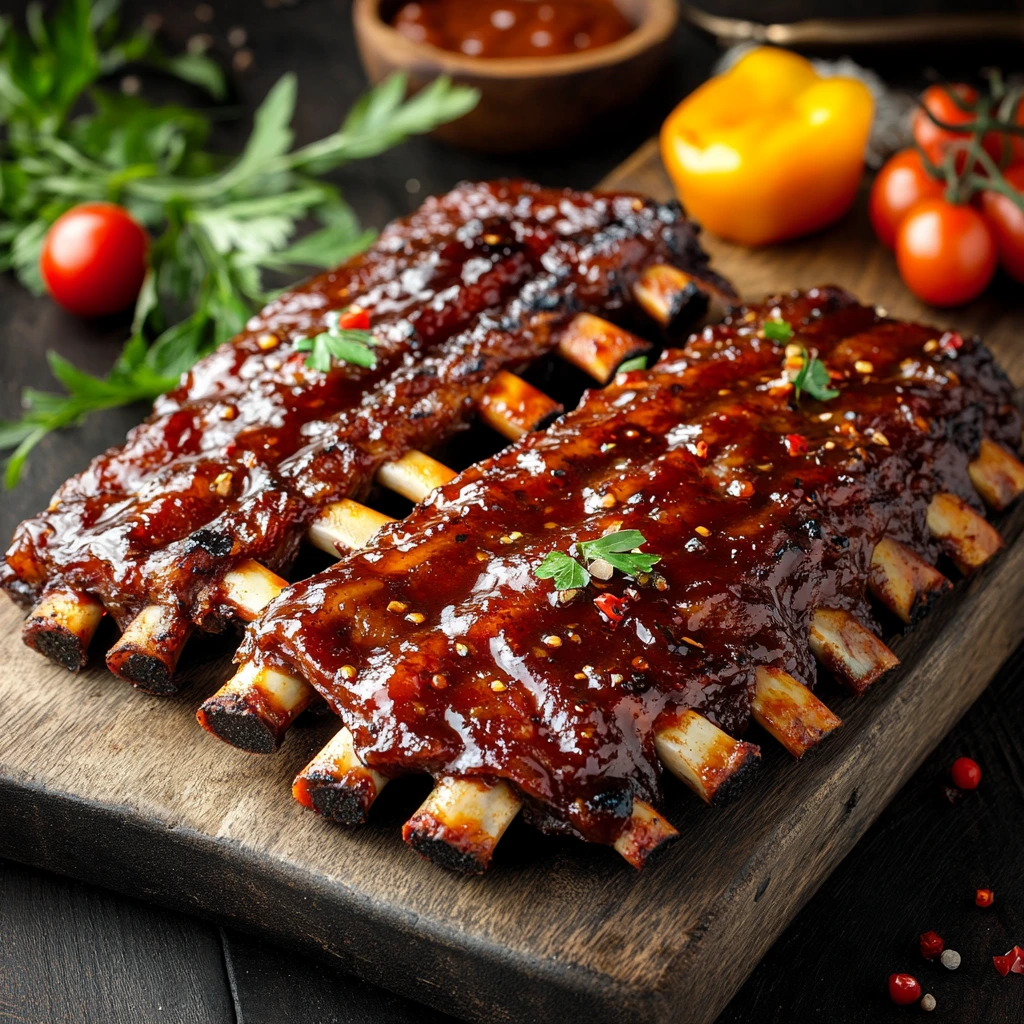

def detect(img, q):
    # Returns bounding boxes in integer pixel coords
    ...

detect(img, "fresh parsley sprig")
[535,529,661,591]
[791,346,839,403]
[0,0,480,487]
[296,309,377,372]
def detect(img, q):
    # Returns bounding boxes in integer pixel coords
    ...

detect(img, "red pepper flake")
[993,946,1024,977]
[919,931,944,959]
[888,973,921,1005]
[784,433,808,456]
[338,304,371,331]
[951,756,982,790]
[938,330,964,355]
[695,440,708,458]
[976,888,995,908]
[594,592,627,624]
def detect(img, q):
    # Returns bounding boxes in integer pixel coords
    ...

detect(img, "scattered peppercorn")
[919,931,944,959]
[940,949,961,971]
[920,993,937,1012]
[951,756,982,790]
[888,973,922,1006]
[976,888,995,908]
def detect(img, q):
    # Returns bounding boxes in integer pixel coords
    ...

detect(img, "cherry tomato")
[979,163,1024,282]
[869,149,945,249]
[40,202,149,318]
[888,973,922,1006]
[913,84,1023,171]
[895,200,996,306]
[951,755,982,789]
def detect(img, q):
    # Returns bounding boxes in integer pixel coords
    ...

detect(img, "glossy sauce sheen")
[242,289,1019,845]
[391,1,633,59]
[2,182,718,629]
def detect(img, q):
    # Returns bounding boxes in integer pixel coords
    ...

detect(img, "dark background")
[1,1,1023,1022]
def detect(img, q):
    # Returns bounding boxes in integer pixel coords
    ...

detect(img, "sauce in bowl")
[391,0,634,59]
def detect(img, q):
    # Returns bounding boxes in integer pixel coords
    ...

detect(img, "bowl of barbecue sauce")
[353,0,678,152]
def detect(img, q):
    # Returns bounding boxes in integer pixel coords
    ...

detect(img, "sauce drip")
[391,0,633,59]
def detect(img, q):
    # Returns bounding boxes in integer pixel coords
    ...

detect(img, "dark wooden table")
[2,2,1022,1022]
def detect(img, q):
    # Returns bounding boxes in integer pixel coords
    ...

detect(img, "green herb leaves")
[791,346,839,402]
[0,0,480,485]
[296,309,377,372]
[763,318,793,342]
[535,529,661,591]
[617,355,648,373]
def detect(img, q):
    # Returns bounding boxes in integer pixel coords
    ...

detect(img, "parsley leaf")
[791,346,839,403]
[534,551,590,591]
[534,529,660,591]
[617,355,648,372]
[296,312,377,371]
[763,318,793,342]
[0,2,480,486]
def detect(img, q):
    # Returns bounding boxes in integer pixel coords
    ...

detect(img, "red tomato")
[869,149,945,249]
[40,202,149,318]
[895,199,996,306]
[979,163,1024,282]
[913,83,1023,171]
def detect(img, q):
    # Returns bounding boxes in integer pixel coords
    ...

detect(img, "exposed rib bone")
[22,589,105,671]
[195,661,317,754]
[220,560,289,623]
[612,800,679,869]
[868,537,951,625]
[308,500,395,558]
[808,608,899,695]
[478,370,563,440]
[376,450,457,503]
[752,666,842,758]
[967,438,1024,512]
[104,604,190,694]
[926,491,1003,574]
[292,726,390,824]
[654,709,761,805]
[556,313,652,384]
[632,264,709,329]
[402,777,522,875]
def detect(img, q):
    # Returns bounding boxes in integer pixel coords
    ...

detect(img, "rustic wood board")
[2,141,1023,1024]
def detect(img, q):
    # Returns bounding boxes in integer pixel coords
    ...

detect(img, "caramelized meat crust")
[2,180,721,628]
[240,288,1019,844]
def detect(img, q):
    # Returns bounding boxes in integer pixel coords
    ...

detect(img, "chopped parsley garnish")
[295,309,377,371]
[534,529,660,591]
[763,318,793,342]
[617,355,648,373]
[791,345,839,403]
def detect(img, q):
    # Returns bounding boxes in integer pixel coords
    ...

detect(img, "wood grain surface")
[1,141,1023,1024]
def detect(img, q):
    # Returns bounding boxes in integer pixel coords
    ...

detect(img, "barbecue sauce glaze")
[241,289,1019,846]
[2,182,718,630]
[391,1,633,59]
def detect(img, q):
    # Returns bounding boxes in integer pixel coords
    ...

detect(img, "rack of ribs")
[3,180,729,693]
[233,286,1024,873]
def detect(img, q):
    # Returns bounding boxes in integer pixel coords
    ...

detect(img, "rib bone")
[479,370,563,440]
[808,608,900,695]
[22,589,105,671]
[967,438,1024,512]
[868,537,951,624]
[292,726,390,823]
[926,492,1003,574]
[752,666,842,758]
[104,604,190,695]
[654,709,761,804]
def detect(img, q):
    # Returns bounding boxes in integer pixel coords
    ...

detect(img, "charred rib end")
[402,815,495,875]
[23,589,105,672]
[612,800,679,869]
[196,695,281,754]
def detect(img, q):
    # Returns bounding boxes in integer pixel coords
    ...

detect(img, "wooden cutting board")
[2,141,1023,1024]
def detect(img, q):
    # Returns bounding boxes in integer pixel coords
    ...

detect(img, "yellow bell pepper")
[660,47,874,246]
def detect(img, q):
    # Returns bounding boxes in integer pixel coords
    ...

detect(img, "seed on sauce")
[211,471,233,496]
[872,431,890,446]
[855,359,875,374]
[544,521,558,529]
[632,655,649,670]
[431,674,448,690]
[455,642,469,656]
[682,636,704,648]
[387,600,408,614]
[406,611,426,624]
[695,525,710,537]
[340,665,357,680]
[490,679,507,692]
[257,332,278,350]
[543,634,562,647]
[923,338,939,353]
[600,494,617,508]
[390,0,633,60]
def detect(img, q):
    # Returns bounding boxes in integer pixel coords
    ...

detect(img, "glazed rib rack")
[5,179,724,691]
[232,287,1024,873]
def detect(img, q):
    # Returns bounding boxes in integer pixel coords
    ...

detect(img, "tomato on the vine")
[40,202,149,318]
[895,199,997,307]
[979,163,1024,282]
[869,149,945,249]
[913,83,1024,170]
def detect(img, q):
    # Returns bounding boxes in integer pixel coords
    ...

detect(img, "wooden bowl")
[353,0,679,153]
